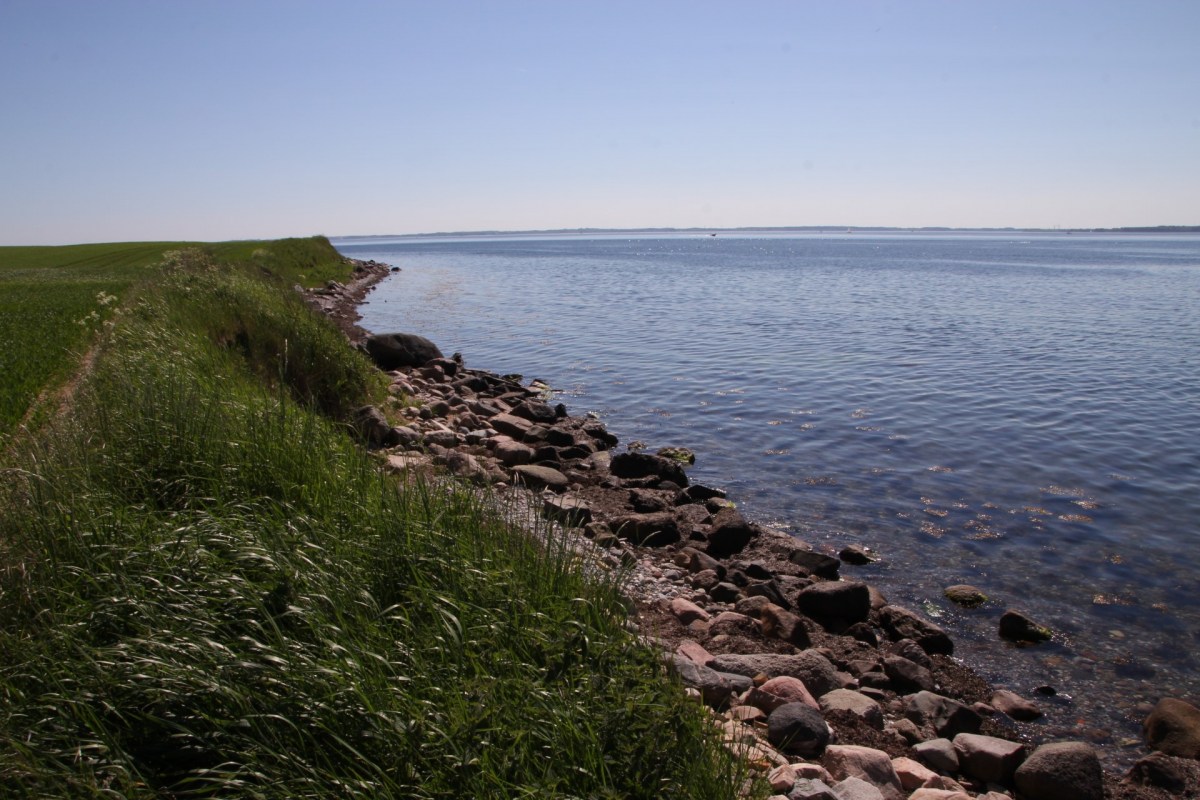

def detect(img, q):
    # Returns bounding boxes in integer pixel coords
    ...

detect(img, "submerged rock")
[998,610,1052,643]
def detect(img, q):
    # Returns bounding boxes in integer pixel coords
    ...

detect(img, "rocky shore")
[306,262,1200,799]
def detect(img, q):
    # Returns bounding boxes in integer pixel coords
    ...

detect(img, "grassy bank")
[0,240,742,798]
[0,238,351,438]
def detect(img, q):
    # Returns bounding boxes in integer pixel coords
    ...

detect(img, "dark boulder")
[999,610,1053,644]
[905,691,982,739]
[609,451,689,487]
[362,332,443,370]
[675,483,726,505]
[788,548,842,580]
[878,606,954,656]
[609,512,681,547]
[351,405,400,448]
[795,581,871,629]
[767,702,830,757]
[1127,751,1200,793]
[705,508,757,558]
[1144,697,1200,759]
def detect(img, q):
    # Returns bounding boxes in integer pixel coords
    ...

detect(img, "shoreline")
[313,259,1199,799]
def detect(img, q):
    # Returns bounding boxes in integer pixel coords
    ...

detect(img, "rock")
[710,651,840,697]
[708,581,742,603]
[822,745,904,800]
[656,445,695,464]
[998,610,1052,643]
[759,603,813,648]
[795,580,872,630]
[1127,751,1200,793]
[878,606,954,655]
[352,405,400,447]
[820,689,884,730]
[911,738,959,774]
[510,464,569,491]
[510,399,557,423]
[1145,698,1200,759]
[541,494,592,526]
[890,757,939,791]
[767,702,830,756]
[494,441,537,465]
[670,654,732,708]
[882,655,934,693]
[675,639,713,666]
[839,544,876,565]
[669,597,711,625]
[675,483,726,505]
[490,412,534,439]
[767,763,799,793]
[444,450,483,479]
[361,332,443,369]
[708,611,758,638]
[907,790,970,800]
[706,508,758,558]
[989,689,1043,721]
[906,692,982,739]
[788,547,842,579]
[1013,741,1104,800]
[609,451,688,486]
[609,512,681,546]
[747,579,791,609]
[830,776,885,800]
[628,488,669,513]
[383,452,432,474]
[943,584,987,608]
[788,778,840,800]
[953,732,1027,784]
[423,429,460,448]
[676,546,725,576]
[748,676,820,713]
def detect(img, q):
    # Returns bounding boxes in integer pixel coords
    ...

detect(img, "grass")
[0,243,747,798]
[0,237,349,438]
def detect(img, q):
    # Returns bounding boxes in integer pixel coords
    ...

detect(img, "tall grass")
[0,248,745,797]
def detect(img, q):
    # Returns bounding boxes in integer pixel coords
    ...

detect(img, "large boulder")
[705,508,757,558]
[609,451,688,486]
[905,691,982,739]
[767,702,830,757]
[709,651,839,697]
[796,581,871,629]
[747,676,819,713]
[822,745,904,800]
[362,332,443,370]
[1144,697,1200,759]
[1013,741,1104,800]
[609,512,681,546]
[878,606,954,655]
[670,654,732,708]
[952,732,1027,784]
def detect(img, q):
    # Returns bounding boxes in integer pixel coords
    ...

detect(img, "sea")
[335,231,1200,762]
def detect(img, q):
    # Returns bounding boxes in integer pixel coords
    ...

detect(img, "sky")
[1,0,1198,245]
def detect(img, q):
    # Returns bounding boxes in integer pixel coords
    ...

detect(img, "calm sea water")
[336,232,1200,758]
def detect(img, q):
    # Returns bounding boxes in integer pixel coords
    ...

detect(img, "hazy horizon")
[3,1,1198,246]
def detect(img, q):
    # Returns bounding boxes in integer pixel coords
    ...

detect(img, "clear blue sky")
[2,0,1197,244]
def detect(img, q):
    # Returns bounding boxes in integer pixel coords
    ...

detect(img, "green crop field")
[0,238,348,437]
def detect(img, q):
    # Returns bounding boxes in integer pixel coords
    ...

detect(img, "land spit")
[303,260,1199,799]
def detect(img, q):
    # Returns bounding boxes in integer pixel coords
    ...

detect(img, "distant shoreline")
[333,224,1200,242]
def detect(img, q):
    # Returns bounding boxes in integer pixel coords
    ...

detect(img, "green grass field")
[0,238,349,437]
[0,241,746,798]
